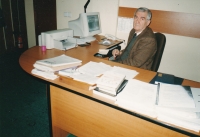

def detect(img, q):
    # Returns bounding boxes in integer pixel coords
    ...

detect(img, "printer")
[38,28,77,50]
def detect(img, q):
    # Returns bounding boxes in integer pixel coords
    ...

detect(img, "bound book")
[96,71,126,95]
[36,54,82,67]
[34,54,82,72]
[33,62,81,72]
[93,79,128,101]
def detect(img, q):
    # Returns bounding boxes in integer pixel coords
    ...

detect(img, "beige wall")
[56,0,119,35]
[25,0,200,82]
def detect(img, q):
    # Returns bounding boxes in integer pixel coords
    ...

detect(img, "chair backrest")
[151,32,166,72]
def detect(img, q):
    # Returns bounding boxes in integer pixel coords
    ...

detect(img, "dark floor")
[0,49,50,137]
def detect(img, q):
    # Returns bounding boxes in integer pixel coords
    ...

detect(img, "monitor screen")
[68,12,102,42]
[87,15,100,32]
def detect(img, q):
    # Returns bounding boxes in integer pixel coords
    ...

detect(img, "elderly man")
[112,7,157,70]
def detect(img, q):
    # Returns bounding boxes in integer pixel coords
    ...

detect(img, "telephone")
[105,34,117,41]
[105,34,126,47]
[94,44,121,58]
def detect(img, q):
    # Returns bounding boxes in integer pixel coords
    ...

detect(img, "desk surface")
[19,37,200,137]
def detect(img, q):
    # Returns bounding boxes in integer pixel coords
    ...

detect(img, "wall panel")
[118,7,200,38]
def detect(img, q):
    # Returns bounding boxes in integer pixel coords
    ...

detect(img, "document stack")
[116,79,200,132]
[32,54,82,80]
[116,79,158,118]
[93,71,127,101]
[58,61,138,86]
[156,83,200,132]
[58,61,113,85]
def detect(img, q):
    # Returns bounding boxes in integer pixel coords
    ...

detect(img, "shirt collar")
[135,27,147,36]
[135,31,142,36]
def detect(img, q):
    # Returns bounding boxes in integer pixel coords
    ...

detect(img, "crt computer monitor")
[68,12,102,42]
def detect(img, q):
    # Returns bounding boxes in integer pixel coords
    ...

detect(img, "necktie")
[133,33,137,38]
[118,33,137,61]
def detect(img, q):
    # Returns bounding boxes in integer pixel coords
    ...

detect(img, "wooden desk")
[19,38,200,137]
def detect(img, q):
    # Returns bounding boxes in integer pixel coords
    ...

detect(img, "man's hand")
[112,49,120,58]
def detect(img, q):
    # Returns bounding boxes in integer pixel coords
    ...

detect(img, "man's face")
[133,11,150,33]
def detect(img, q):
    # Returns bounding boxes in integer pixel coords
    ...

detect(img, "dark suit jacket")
[116,27,157,70]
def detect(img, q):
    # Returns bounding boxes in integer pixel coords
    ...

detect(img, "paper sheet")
[77,61,112,76]
[31,69,58,80]
[158,83,196,108]
[110,66,138,80]
[116,79,157,117]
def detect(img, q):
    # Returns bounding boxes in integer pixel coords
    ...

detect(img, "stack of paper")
[93,80,128,101]
[116,79,158,118]
[77,61,112,76]
[93,71,127,100]
[156,83,200,132]
[58,61,138,86]
[115,79,200,131]
[58,61,112,85]
[34,54,82,72]
[32,54,82,80]
[110,66,139,80]
[96,71,126,94]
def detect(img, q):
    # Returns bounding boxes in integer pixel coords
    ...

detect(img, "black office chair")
[151,32,166,72]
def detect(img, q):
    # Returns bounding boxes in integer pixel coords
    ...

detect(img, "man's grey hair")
[134,7,152,20]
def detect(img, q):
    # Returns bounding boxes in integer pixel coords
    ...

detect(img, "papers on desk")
[58,61,139,85]
[110,66,139,80]
[156,84,200,132]
[35,54,82,67]
[58,67,99,85]
[72,73,99,85]
[116,79,200,132]
[31,68,58,80]
[116,79,158,118]
[58,61,112,85]
[32,55,82,80]
[158,84,195,108]
[96,71,126,94]
[59,61,112,84]
[77,61,112,76]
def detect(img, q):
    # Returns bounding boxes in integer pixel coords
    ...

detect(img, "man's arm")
[121,37,157,68]
[112,29,136,58]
